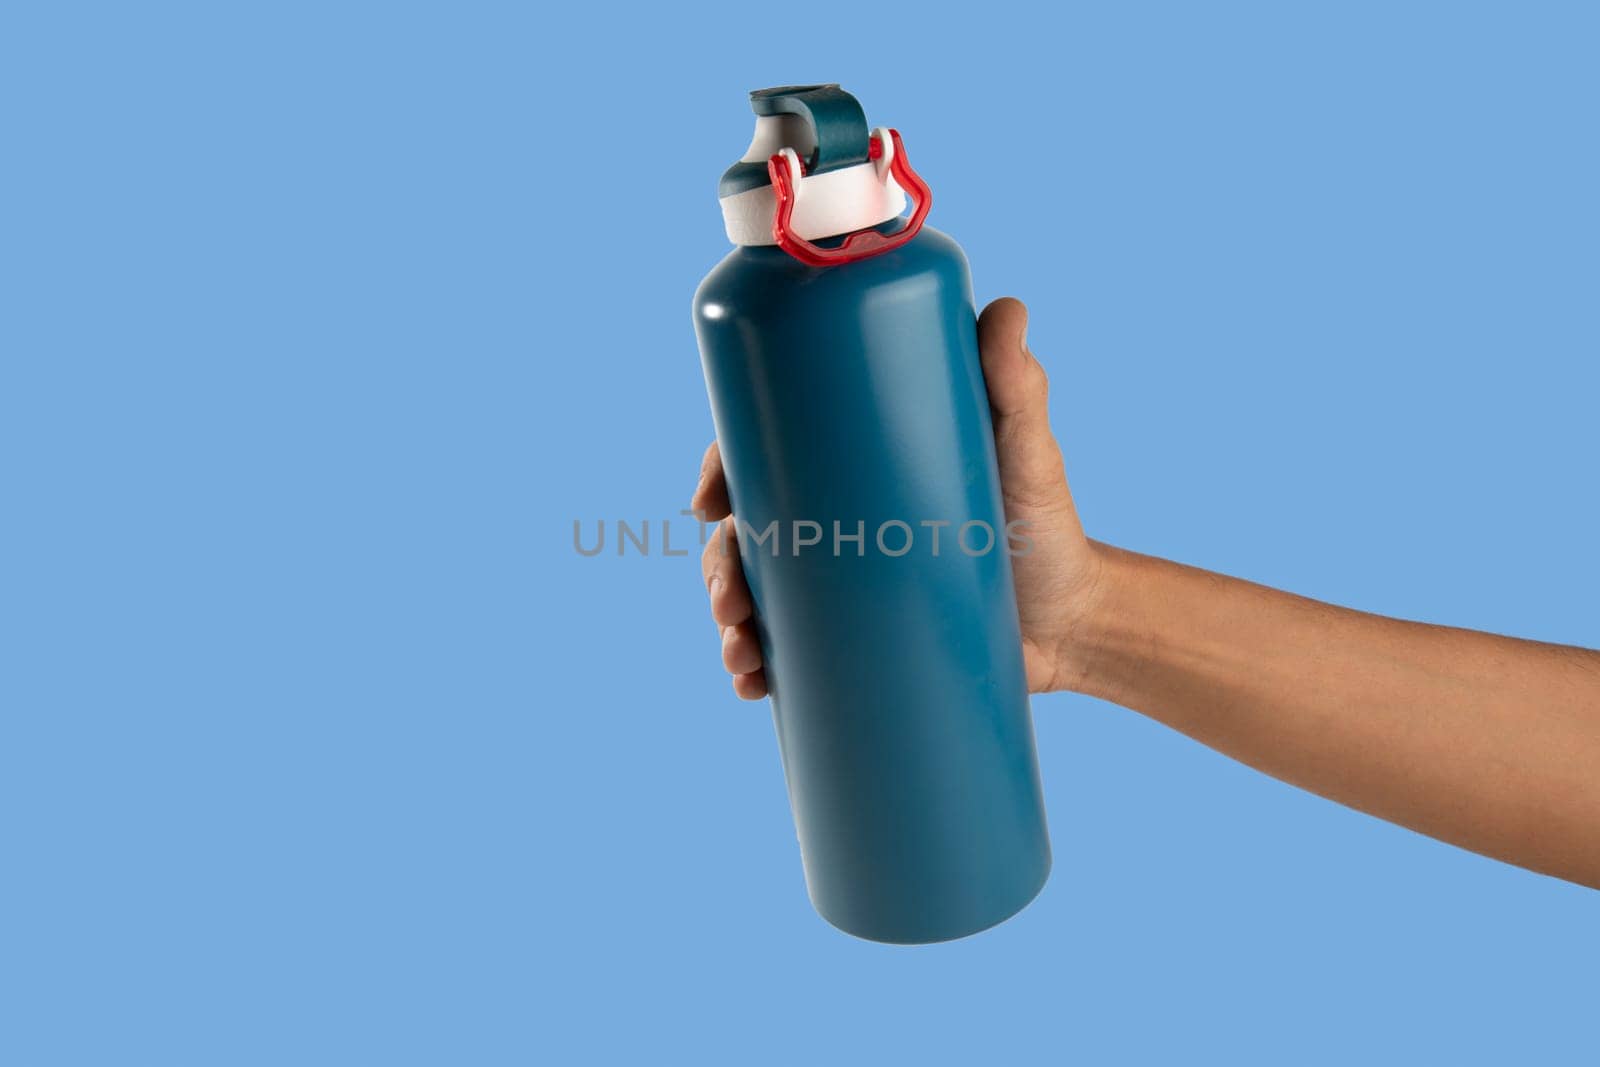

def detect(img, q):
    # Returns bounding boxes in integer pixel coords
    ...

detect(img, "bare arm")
[693,296,1600,888]
[1068,544,1600,887]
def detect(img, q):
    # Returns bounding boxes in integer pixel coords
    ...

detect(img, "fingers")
[732,669,768,701]
[691,440,732,521]
[977,298,1071,514]
[722,622,762,674]
[700,517,754,627]
[699,513,766,701]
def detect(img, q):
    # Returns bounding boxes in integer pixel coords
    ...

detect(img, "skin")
[693,297,1600,890]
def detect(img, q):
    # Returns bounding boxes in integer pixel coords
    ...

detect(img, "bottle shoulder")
[693,224,969,315]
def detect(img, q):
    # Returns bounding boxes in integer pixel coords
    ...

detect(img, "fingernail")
[709,574,723,600]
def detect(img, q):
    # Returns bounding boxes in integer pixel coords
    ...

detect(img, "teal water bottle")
[692,85,1051,943]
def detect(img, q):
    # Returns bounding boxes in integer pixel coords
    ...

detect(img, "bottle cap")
[718,84,911,250]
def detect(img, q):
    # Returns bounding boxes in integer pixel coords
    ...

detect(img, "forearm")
[1068,544,1600,888]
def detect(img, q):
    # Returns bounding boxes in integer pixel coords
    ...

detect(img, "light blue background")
[4,2,1596,1063]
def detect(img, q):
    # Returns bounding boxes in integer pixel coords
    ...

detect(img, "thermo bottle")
[692,85,1050,943]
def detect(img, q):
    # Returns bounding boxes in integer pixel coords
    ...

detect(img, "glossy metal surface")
[694,226,1051,943]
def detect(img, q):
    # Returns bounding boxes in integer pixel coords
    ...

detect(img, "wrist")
[1047,541,1143,700]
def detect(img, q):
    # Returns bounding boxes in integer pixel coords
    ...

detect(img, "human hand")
[697,301,1600,892]
[692,297,1107,698]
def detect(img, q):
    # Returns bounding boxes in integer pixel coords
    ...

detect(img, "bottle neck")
[719,160,906,247]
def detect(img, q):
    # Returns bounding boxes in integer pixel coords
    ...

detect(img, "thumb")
[977,298,1071,514]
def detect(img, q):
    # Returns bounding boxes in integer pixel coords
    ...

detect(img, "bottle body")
[693,226,1051,943]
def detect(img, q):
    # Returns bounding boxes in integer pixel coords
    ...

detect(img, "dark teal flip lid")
[718,84,871,198]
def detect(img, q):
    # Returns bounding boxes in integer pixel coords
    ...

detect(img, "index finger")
[691,440,732,521]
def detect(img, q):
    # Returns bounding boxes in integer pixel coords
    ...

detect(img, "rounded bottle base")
[808,853,1052,945]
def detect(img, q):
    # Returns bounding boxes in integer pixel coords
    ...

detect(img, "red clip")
[766,128,932,268]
